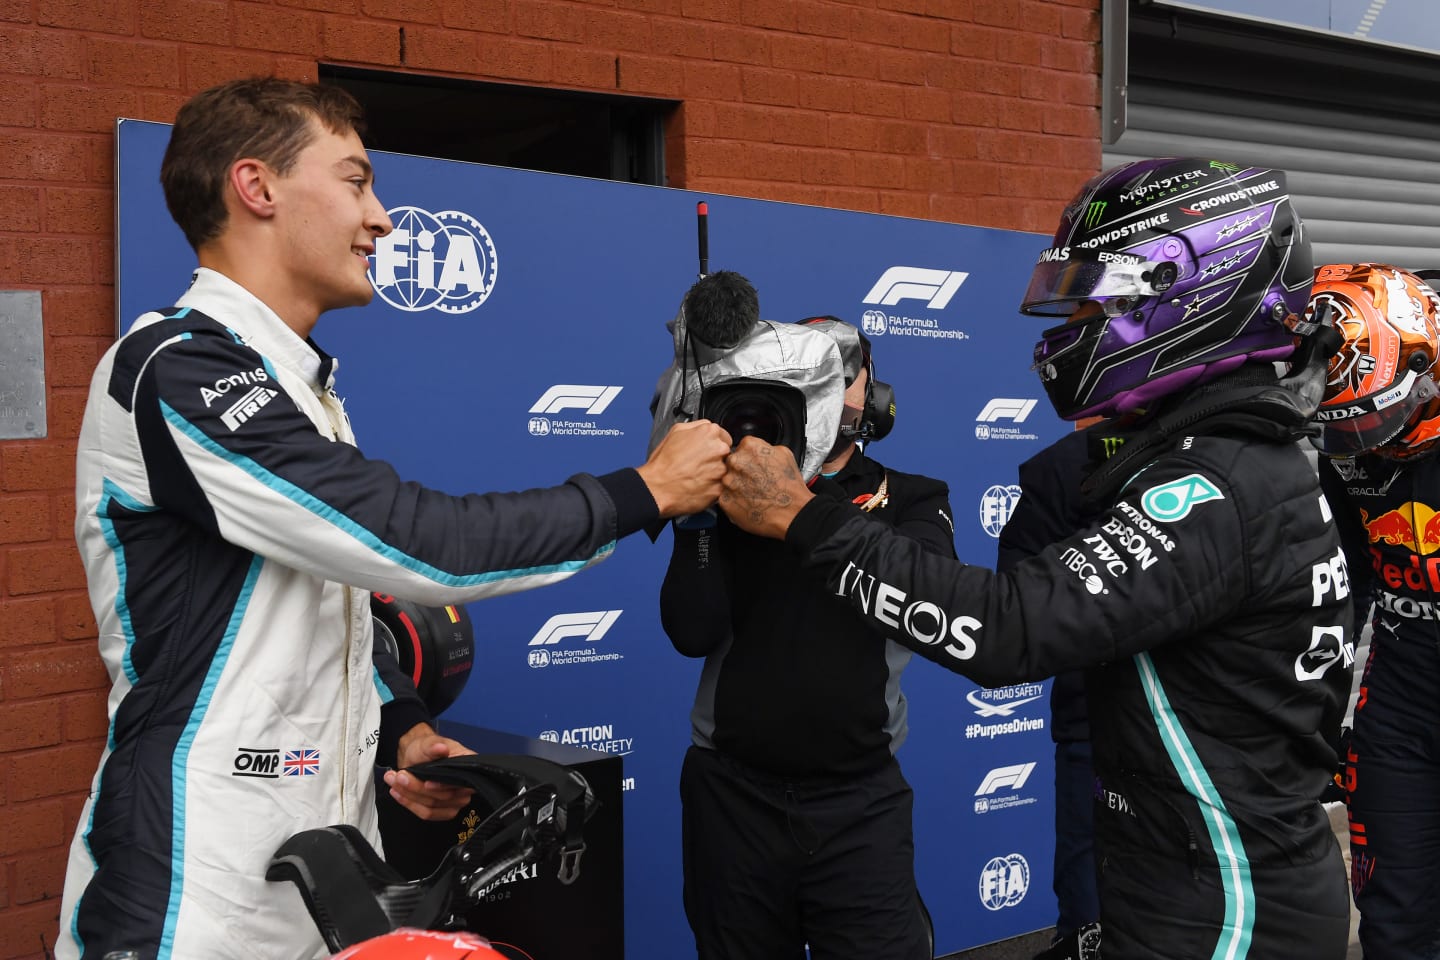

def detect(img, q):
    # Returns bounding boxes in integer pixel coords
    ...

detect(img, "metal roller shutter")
[1110,3,1440,271]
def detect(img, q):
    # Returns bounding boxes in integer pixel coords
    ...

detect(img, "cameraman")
[660,314,956,960]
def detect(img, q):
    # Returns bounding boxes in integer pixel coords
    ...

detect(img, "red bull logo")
[1359,503,1440,554]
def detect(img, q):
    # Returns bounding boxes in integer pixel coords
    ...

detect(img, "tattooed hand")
[718,436,813,539]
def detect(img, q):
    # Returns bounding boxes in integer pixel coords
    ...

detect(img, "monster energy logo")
[1209,160,1240,172]
[1099,436,1125,458]
[1084,202,1107,229]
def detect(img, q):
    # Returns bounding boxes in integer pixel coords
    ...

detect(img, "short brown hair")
[160,77,367,250]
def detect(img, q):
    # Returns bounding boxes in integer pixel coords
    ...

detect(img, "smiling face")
[272,121,393,317]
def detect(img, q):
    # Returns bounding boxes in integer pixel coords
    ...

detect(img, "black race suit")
[1320,453,1440,959]
[661,450,955,960]
[785,371,1354,960]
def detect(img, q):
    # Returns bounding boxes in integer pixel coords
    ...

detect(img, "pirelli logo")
[221,386,279,432]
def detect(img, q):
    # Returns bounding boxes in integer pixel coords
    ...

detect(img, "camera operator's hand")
[639,419,732,518]
[388,723,477,821]
[719,436,813,539]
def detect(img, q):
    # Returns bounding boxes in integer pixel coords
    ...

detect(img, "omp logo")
[220,386,279,432]
[979,853,1030,911]
[976,762,1037,796]
[862,267,969,310]
[530,385,623,416]
[232,748,281,778]
[966,688,1043,717]
[976,399,1037,423]
[371,205,498,314]
[527,610,623,646]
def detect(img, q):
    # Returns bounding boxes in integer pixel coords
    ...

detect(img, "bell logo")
[862,267,968,310]
[371,206,498,314]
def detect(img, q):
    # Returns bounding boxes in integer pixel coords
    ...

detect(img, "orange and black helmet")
[1311,262,1440,461]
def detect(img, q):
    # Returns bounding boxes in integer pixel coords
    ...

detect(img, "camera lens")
[719,401,784,444]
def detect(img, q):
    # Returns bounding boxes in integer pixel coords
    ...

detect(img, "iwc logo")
[371,206,498,314]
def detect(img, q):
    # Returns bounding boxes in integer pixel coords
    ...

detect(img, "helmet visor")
[1314,369,1439,458]
[1020,248,1167,317]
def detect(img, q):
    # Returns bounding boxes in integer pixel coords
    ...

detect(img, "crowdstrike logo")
[526,611,626,668]
[526,385,626,438]
[530,385,623,416]
[370,205,498,314]
[862,267,969,310]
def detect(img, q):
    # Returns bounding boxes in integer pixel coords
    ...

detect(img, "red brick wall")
[0,0,1101,954]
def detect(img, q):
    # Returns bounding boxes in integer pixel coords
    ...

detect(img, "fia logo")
[371,206,498,314]
[861,309,888,336]
[978,853,1030,911]
[528,417,552,437]
[979,484,1023,538]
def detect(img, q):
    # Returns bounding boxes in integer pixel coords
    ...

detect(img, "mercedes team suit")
[1320,453,1440,959]
[61,269,660,960]
[661,451,955,960]
[785,371,1355,959]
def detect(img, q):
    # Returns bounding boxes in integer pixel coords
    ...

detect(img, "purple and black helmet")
[1021,158,1314,420]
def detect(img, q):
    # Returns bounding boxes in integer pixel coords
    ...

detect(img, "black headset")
[797,316,895,442]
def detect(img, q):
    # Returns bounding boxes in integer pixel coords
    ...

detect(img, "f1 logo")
[527,611,623,646]
[976,399,1038,424]
[975,762,1037,796]
[862,267,969,310]
[529,385,623,416]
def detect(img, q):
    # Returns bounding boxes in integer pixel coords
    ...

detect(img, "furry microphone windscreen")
[683,270,760,349]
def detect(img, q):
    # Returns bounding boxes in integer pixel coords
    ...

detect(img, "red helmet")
[331,929,507,960]
[1311,263,1440,461]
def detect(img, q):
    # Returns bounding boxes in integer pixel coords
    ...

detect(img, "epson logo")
[862,267,969,310]
[976,762,1037,796]
[835,561,981,660]
[200,367,269,407]
[529,385,623,416]
[527,610,623,646]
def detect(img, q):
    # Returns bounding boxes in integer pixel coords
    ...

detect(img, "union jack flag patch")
[283,748,320,777]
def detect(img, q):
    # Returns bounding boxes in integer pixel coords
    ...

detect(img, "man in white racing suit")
[58,77,729,960]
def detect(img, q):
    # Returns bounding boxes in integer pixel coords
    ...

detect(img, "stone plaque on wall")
[0,291,47,439]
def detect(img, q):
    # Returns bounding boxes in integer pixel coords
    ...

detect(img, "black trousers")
[1349,634,1440,960]
[680,745,929,960]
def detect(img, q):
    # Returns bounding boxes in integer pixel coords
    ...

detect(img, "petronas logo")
[1084,201,1107,229]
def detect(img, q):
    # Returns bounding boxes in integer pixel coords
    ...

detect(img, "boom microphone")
[683,270,759,349]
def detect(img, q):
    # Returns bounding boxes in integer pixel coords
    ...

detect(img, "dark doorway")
[321,65,674,186]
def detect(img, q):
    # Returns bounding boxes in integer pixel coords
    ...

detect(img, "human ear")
[228,158,276,219]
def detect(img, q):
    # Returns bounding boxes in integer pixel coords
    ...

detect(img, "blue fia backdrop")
[116,118,1072,957]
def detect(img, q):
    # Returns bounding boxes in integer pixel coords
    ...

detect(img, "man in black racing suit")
[1309,261,1440,960]
[715,158,1355,959]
